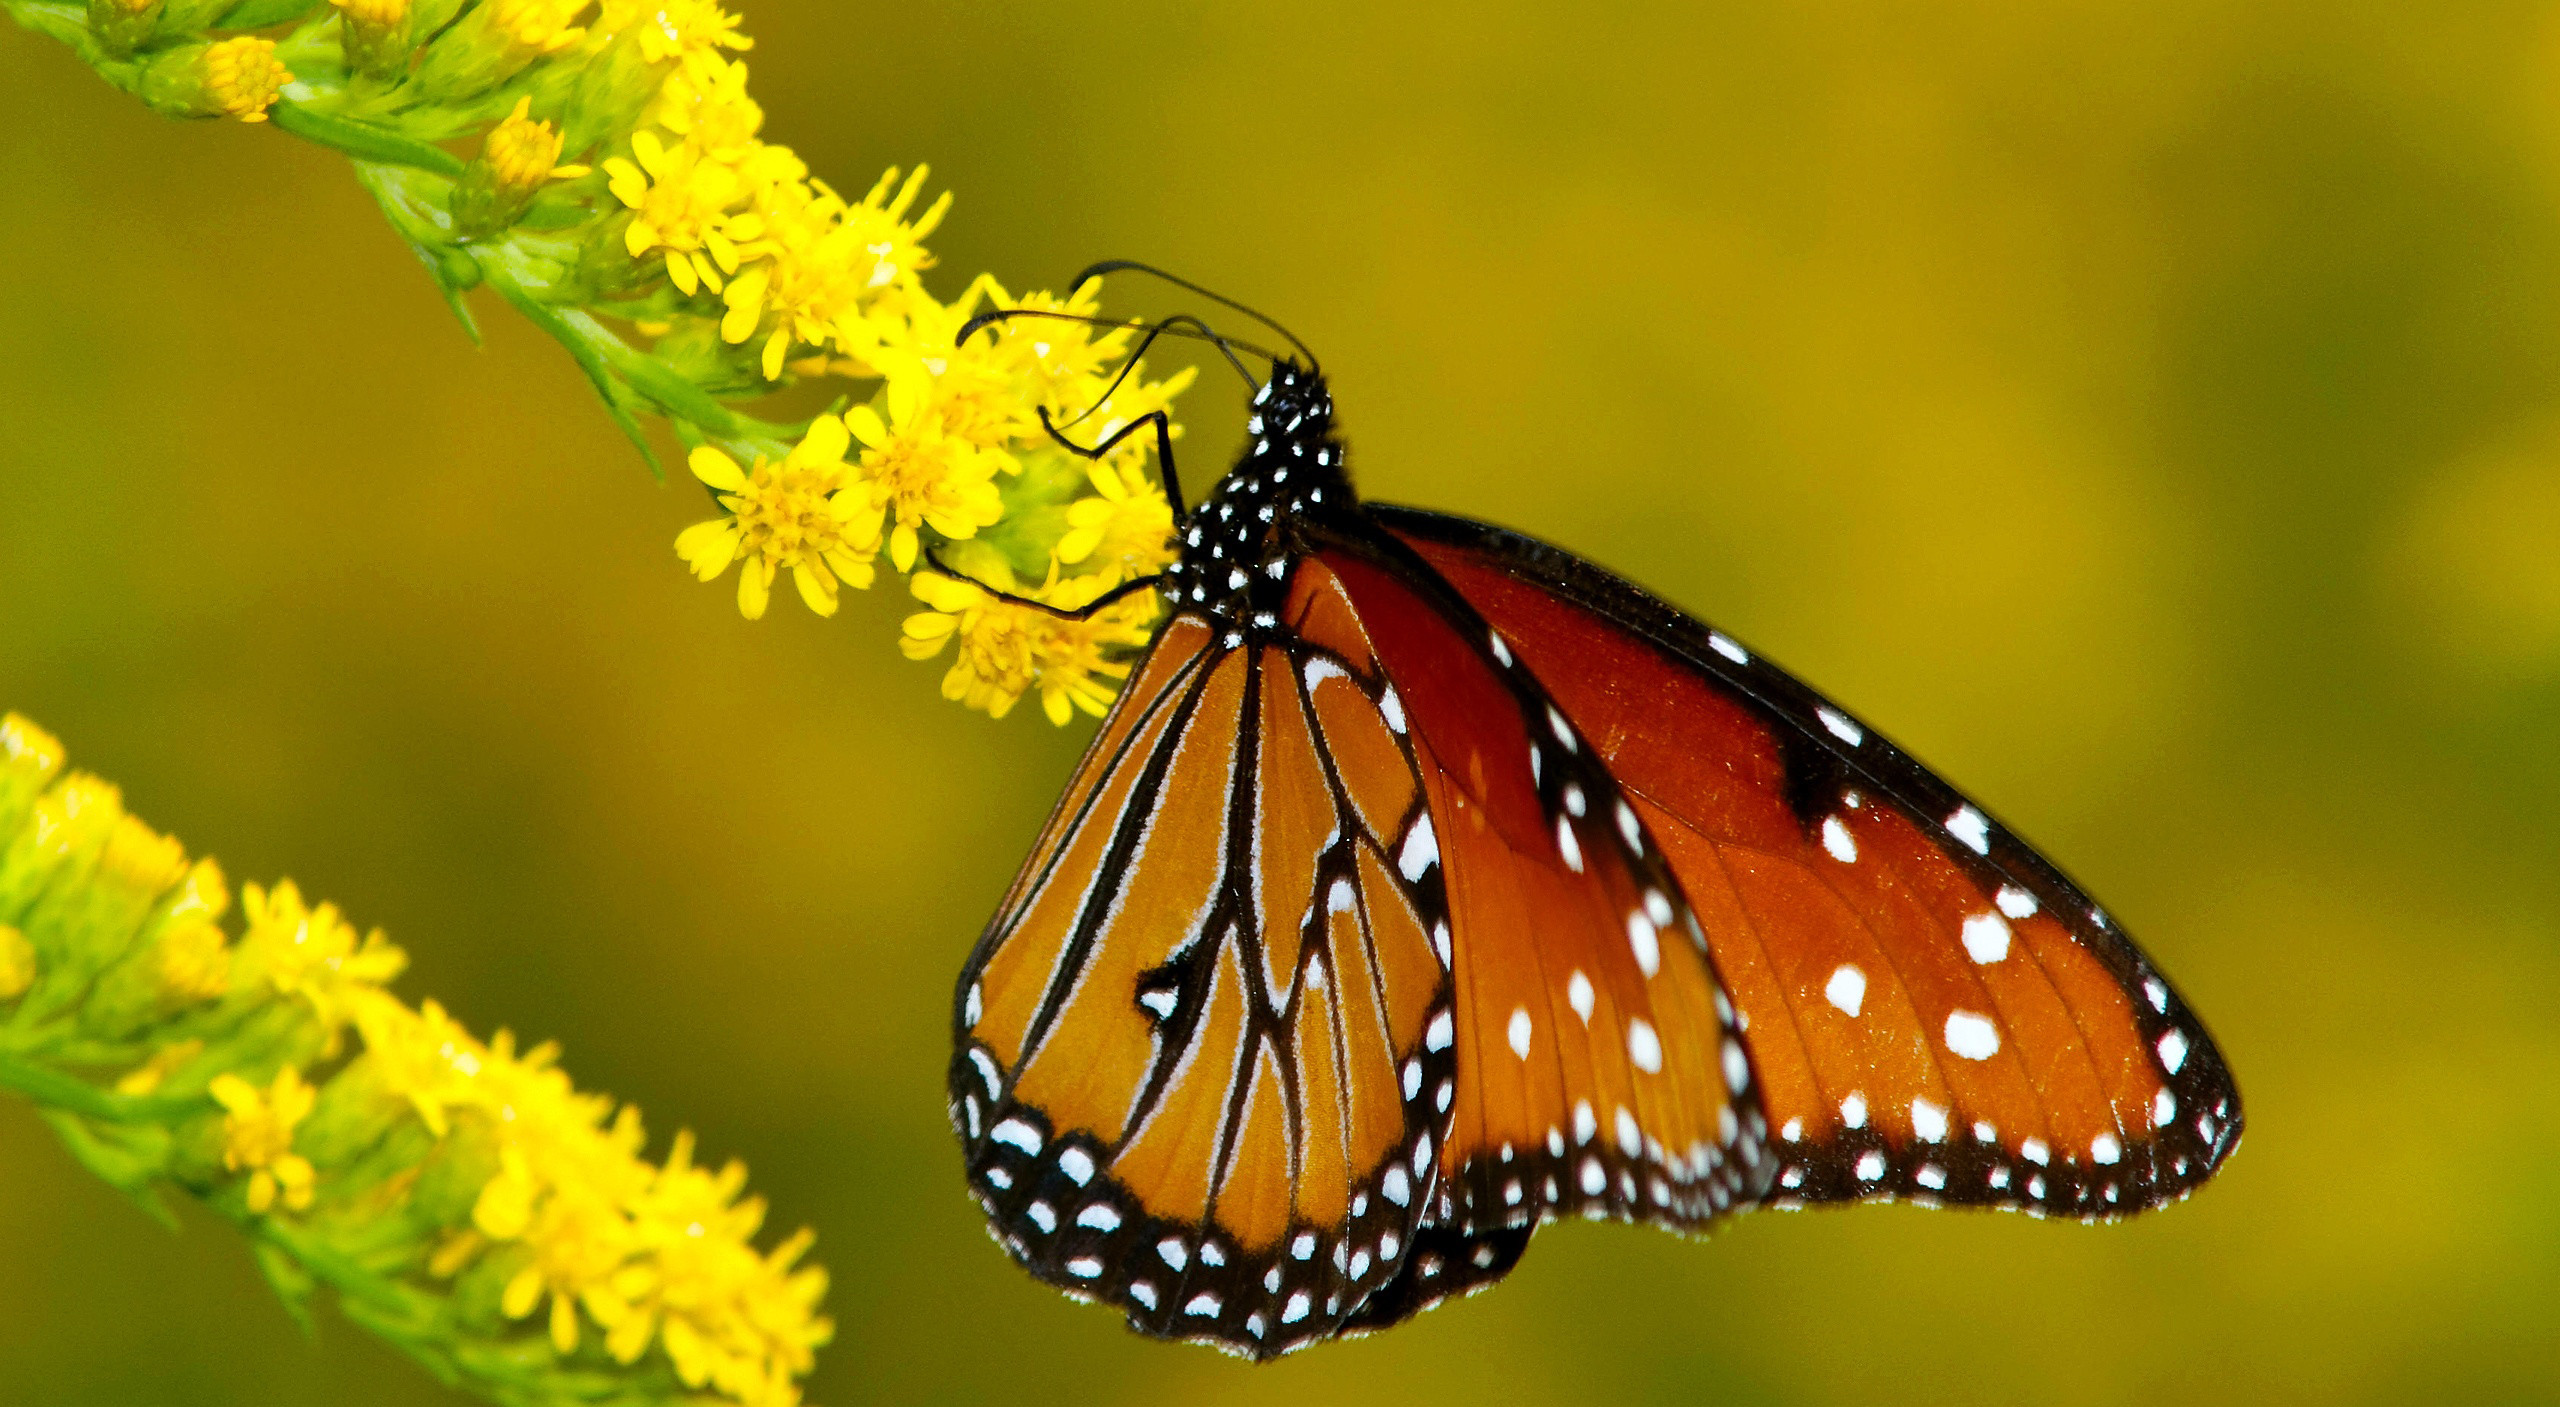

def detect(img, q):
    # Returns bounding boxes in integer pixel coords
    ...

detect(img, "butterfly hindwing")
[1304,532,1776,1237]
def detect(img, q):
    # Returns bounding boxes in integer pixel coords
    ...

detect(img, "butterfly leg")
[920,549,1166,622]
[1038,405,1186,521]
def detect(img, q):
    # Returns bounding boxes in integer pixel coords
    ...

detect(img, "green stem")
[0,1047,209,1122]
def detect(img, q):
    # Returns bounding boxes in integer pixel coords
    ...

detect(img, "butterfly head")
[1162,361,1354,637]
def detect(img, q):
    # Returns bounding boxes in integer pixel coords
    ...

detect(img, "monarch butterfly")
[947,268,2242,1359]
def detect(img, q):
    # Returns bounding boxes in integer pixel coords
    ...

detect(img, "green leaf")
[272,103,466,177]
[217,0,323,26]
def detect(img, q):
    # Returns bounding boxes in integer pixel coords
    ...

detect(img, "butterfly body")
[950,359,2241,1359]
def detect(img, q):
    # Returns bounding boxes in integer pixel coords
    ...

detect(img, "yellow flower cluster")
[0,714,830,1407]
[583,9,1193,723]
[31,0,1200,726]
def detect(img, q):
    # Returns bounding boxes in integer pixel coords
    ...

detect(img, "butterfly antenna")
[953,308,1268,394]
[1068,261,1320,374]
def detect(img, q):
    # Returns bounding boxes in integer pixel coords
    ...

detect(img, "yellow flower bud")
[83,0,161,58]
[141,36,292,124]
[332,0,415,80]
[453,98,589,237]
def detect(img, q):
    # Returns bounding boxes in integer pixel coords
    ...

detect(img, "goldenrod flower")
[651,49,762,158]
[236,879,407,1044]
[675,416,881,619]
[721,166,943,380]
[902,569,1155,724]
[0,924,31,1001]
[603,0,752,63]
[352,995,483,1137]
[1057,455,1179,584]
[331,0,413,78]
[456,97,592,236]
[849,381,1008,574]
[153,36,292,124]
[211,1067,319,1214]
[607,130,752,295]
[488,0,591,54]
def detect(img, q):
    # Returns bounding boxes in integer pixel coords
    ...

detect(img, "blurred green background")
[7,2,2560,1403]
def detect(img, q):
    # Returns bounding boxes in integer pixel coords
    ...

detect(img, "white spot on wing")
[990,1119,1041,1155]
[1507,1006,1534,1059]
[1855,1150,1886,1181]
[1961,912,2012,964]
[2092,1133,2123,1165]
[1057,1147,1095,1185]
[1944,1010,2001,1061]
[1627,1018,1662,1072]
[1708,632,1748,664]
[1398,814,1438,882]
[1821,815,1858,863]
[1996,886,2039,919]
[1825,963,1866,1018]
[1841,1091,1868,1129]
[1911,1098,1948,1142]
[1555,817,1583,872]
[1816,707,1864,746]
[1568,970,1595,1022]
[1627,912,1661,977]
[2157,1028,2189,1074]
[1946,805,1992,854]
[1381,687,1406,734]
[1426,1009,1454,1052]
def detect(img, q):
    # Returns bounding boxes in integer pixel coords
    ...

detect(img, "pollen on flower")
[675,417,881,619]
[200,37,292,123]
[901,570,1156,724]
[236,880,406,1044]
[849,392,1007,574]
[607,130,751,295]
[603,0,752,63]
[211,1067,319,1213]
[486,0,590,55]
[487,97,586,190]
[1057,456,1179,584]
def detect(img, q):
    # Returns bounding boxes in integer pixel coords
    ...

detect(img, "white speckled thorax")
[1162,362,1352,637]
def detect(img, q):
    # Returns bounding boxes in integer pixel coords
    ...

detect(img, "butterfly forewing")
[1381,508,2243,1217]
[952,604,1459,1358]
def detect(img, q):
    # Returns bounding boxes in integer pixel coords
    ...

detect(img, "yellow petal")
[845,404,888,449]
[1043,689,1073,727]
[674,519,740,578]
[549,1293,581,1355]
[901,612,957,643]
[630,129,667,173]
[761,330,790,381]
[720,266,769,345]
[794,414,850,467]
[792,561,839,616]
[667,251,700,296]
[687,446,747,491]
[737,558,773,619]
[890,523,919,574]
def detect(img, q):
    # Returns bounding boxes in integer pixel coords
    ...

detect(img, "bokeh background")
[7,2,2560,1403]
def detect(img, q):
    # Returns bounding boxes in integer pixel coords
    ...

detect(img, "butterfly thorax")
[1162,361,1352,640]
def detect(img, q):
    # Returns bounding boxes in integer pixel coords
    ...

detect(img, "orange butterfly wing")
[1380,508,2243,1217]
[953,602,1458,1357]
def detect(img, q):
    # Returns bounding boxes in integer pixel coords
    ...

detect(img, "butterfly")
[946,267,2242,1359]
